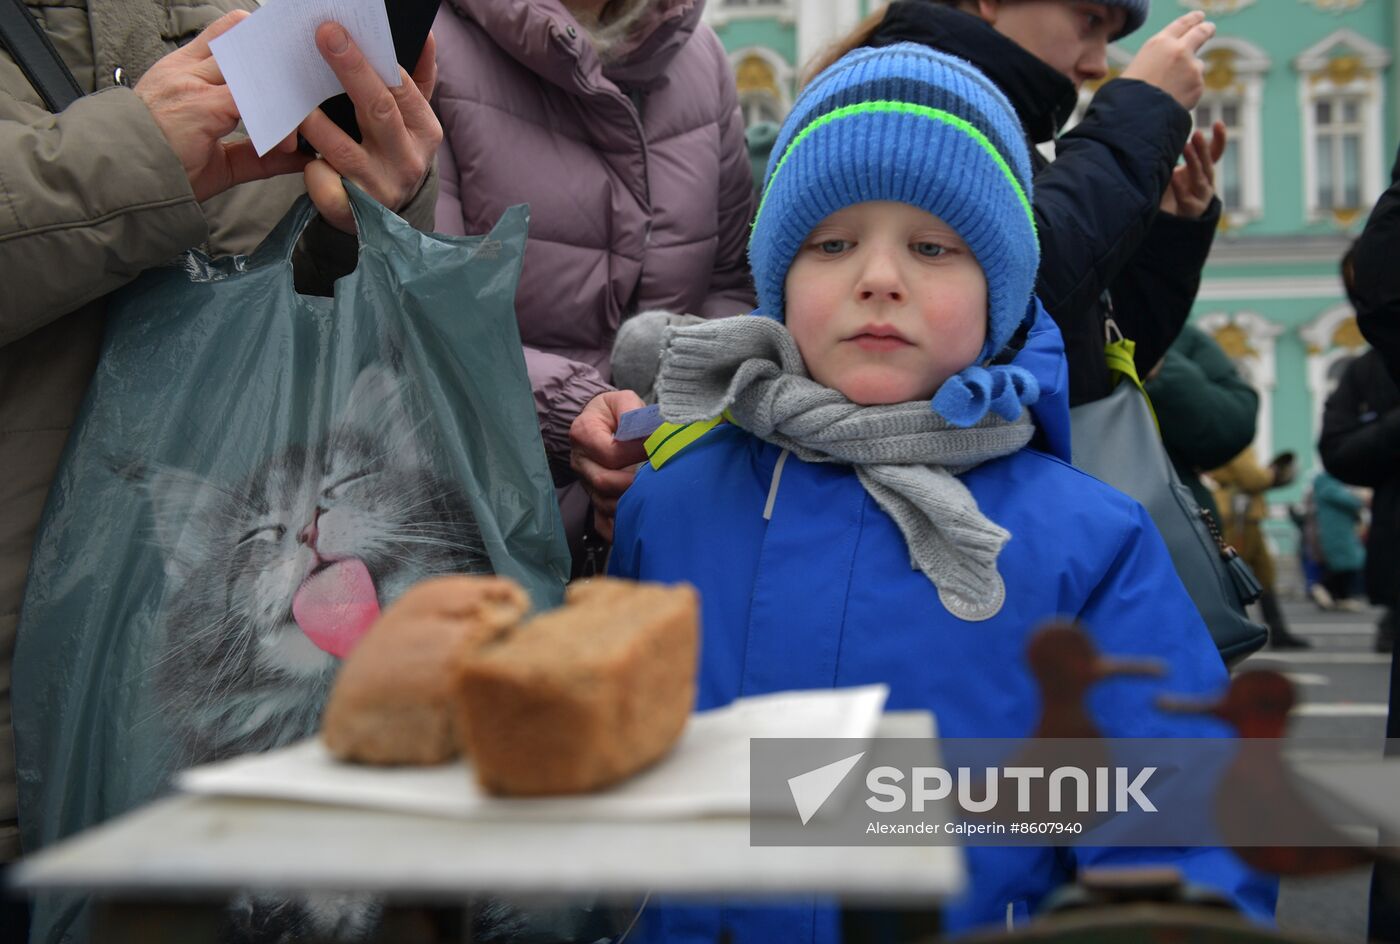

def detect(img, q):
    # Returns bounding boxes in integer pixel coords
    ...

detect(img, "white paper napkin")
[210,0,399,155]
[178,685,889,821]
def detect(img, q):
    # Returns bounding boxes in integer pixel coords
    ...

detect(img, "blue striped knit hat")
[750,43,1040,427]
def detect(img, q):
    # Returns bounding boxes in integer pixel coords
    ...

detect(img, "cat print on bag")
[128,363,492,767]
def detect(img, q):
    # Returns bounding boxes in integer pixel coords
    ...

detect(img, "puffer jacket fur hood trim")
[443,0,701,96]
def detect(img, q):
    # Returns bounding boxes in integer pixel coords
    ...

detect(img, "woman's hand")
[298,24,442,232]
[569,390,648,542]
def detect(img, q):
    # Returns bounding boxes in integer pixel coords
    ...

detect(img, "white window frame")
[1196,311,1284,461]
[793,0,863,76]
[741,93,785,127]
[704,0,796,26]
[730,46,794,127]
[705,0,865,70]
[1193,37,1269,228]
[1294,29,1391,225]
[1312,96,1367,211]
[1178,0,1258,11]
[1300,0,1366,12]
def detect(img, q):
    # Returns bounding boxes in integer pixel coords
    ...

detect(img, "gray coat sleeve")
[0,60,442,332]
[0,85,207,346]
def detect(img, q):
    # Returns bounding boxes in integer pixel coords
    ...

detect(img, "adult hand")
[1120,11,1215,111]
[1161,121,1227,218]
[298,24,442,233]
[133,10,310,202]
[570,390,648,542]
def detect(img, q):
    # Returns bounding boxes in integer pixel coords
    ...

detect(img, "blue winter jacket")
[609,303,1276,940]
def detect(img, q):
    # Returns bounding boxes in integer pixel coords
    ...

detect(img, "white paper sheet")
[178,685,889,821]
[210,0,400,156]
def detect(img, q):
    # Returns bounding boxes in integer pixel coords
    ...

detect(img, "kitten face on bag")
[130,364,491,764]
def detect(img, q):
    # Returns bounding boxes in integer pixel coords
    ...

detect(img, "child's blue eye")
[817,239,849,254]
[913,242,947,258]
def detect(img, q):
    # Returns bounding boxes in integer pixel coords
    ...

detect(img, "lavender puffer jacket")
[432,0,756,476]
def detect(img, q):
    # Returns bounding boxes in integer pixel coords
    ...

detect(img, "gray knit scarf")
[655,317,1034,621]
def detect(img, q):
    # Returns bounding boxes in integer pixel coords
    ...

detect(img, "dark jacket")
[1352,152,1400,943]
[1145,325,1259,520]
[869,1,1220,406]
[1318,349,1400,606]
[1353,145,1400,385]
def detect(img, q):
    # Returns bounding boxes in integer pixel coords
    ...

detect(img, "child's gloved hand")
[612,310,706,403]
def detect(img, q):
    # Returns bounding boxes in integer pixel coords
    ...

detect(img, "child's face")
[785,201,988,406]
[979,1,1125,90]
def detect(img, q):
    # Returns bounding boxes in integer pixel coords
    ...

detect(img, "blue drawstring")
[931,364,1040,427]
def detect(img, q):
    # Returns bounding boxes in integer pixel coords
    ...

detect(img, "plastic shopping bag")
[14,184,570,941]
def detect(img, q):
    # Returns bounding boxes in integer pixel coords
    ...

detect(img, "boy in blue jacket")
[609,43,1275,939]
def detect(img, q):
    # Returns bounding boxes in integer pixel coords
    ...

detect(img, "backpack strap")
[644,414,729,470]
[0,0,82,112]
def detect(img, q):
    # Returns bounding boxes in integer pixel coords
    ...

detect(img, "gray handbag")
[1069,327,1267,666]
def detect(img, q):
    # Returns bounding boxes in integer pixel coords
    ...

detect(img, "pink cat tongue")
[292,559,381,658]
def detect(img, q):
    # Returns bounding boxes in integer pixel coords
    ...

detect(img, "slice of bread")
[321,576,531,765]
[453,578,699,795]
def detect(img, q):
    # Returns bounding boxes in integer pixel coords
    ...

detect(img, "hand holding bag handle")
[1070,319,1267,666]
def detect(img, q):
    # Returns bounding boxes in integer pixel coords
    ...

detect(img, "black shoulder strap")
[0,0,82,112]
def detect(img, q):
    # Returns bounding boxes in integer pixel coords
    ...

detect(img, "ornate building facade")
[705,0,1397,535]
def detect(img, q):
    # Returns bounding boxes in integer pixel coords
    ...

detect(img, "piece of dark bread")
[321,576,531,765]
[452,578,699,795]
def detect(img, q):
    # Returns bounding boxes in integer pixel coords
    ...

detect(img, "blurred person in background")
[1289,487,1335,610]
[1144,323,1258,523]
[1310,472,1368,613]
[1352,138,1400,944]
[1320,246,1398,650]
[1210,447,1311,649]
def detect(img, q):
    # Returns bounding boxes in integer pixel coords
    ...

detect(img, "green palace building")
[704,0,1398,552]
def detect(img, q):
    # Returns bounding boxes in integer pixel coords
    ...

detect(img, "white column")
[796,0,863,76]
